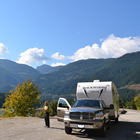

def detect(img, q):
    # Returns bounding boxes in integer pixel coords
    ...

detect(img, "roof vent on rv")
[93,80,100,82]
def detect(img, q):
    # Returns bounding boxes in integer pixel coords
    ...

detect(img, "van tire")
[65,127,72,134]
[100,122,106,137]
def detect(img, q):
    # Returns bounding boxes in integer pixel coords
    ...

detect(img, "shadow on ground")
[49,127,64,130]
[68,121,140,140]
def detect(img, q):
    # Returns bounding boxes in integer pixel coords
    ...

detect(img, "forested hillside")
[34,58,114,96]
[34,51,140,100]
[36,64,63,74]
[0,52,140,102]
[90,52,140,87]
[0,59,40,92]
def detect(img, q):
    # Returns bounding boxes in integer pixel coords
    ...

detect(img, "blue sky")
[0,0,140,68]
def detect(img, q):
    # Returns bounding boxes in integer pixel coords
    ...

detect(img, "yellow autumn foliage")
[134,94,140,110]
[2,79,41,117]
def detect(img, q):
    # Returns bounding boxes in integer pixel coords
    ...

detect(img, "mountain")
[90,51,140,87]
[36,64,63,74]
[1,51,140,97]
[0,66,22,92]
[0,59,40,79]
[0,59,41,92]
[34,58,114,95]
[34,51,140,98]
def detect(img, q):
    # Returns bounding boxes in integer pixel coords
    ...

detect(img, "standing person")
[43,101,50,128]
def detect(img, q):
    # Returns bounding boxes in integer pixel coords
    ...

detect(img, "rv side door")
[57,98,71,122]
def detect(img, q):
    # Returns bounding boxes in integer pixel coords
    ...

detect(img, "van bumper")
[64,118,104,129]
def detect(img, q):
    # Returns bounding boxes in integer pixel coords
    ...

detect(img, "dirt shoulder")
[0,116,87,140]
[0,109,140,140]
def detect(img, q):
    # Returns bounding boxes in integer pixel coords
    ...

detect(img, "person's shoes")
[45,126,50,128]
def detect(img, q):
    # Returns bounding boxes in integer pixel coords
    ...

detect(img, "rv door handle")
[58,110,61,111]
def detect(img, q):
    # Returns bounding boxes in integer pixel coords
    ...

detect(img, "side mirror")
[110,104,114,109]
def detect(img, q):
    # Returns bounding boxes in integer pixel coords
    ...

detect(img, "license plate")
[78,124,84,128]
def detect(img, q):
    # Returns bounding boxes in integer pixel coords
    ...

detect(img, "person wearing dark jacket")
[43,101,50,127]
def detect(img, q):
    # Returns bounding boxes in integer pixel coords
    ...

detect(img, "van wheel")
[100,122,106,137]
[65,127,72,134]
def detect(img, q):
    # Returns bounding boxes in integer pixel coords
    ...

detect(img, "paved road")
[0,109,140,140]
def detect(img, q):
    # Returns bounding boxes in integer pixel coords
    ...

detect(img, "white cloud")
[101,34,140,58]
[51,52,66,60]
[70,44,101,61]
[70,34,140,61]
[42,60,47,64]
[17,48,48,65]
[0,43,8,55]
[51,62,66,67]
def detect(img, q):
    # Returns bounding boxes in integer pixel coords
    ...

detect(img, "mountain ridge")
[36,64,63,74]
[0,51,140,96]
[34,51,140,98]
[0,59,41,92]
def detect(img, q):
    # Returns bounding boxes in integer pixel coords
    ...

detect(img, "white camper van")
[57,80,119,136]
